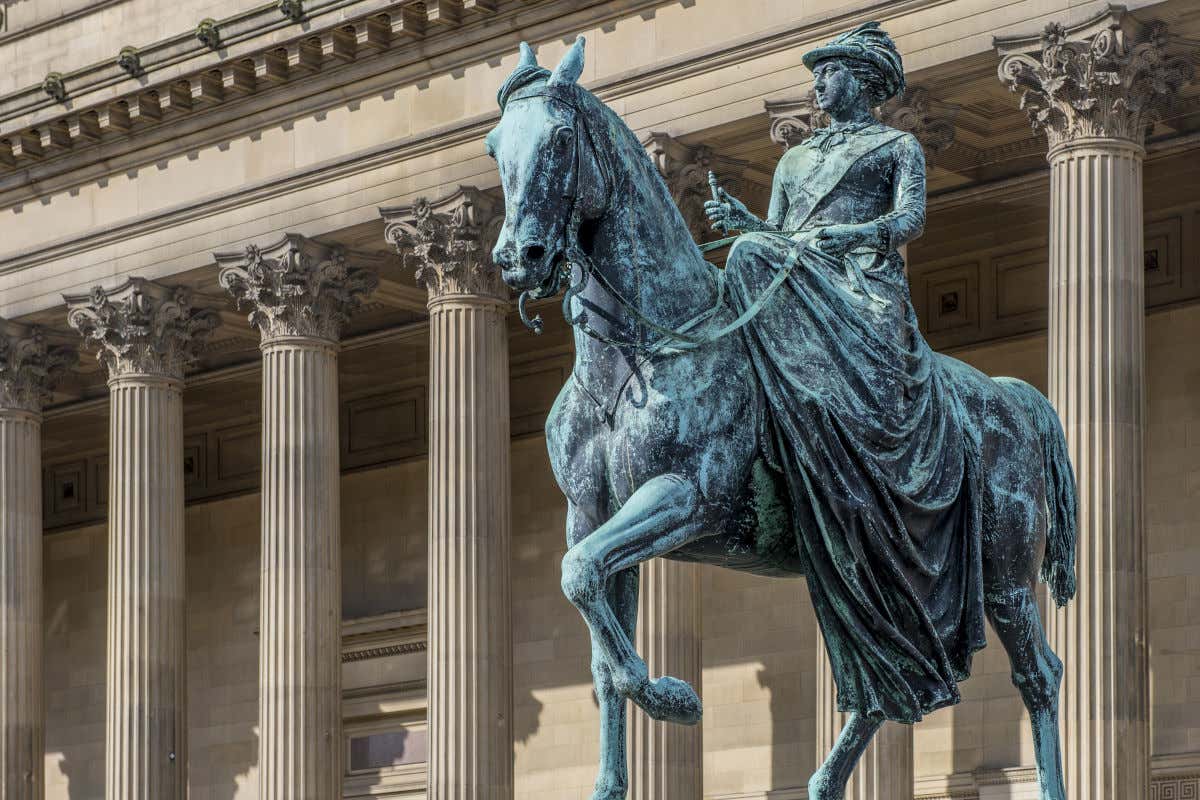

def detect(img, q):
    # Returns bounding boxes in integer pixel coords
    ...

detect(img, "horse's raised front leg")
[561,474,705,726]
[986,583,1066,800]
[809,712,883,800]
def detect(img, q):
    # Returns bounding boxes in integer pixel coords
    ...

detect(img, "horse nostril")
[523,244,546,262]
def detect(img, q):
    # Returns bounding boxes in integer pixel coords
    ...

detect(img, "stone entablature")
[64,278,220,380]
[0,319,74,413]
[0,0,674,184]
[215,233,378,343]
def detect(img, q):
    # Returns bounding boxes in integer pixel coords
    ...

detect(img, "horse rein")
[510,85,807,358]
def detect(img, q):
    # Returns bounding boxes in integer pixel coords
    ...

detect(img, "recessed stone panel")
[214,423,260,486]
[1144,215,1182,298]
[993,247,1047,328]
[510,355,571,437]
[342,385,427,469]
[921,261,980,335]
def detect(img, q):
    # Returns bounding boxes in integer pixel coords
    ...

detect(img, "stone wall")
[1146,304,1200,758]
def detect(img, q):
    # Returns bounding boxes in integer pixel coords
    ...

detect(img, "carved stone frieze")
[64,278,220,380]
[215,233,379,342]
[380,187,506,300]
[997,10,1196,149]
[0,319,76,413]
[642,132,752,243]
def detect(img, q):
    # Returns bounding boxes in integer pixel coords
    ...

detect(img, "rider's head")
[803,21,905,109]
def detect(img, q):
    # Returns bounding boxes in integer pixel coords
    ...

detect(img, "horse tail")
[996,378,1078,607]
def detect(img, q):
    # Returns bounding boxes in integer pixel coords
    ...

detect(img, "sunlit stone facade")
[1,2,1198,799]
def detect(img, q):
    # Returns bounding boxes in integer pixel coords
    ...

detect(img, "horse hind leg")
[985,583,1066,800]
[809,712,883,800]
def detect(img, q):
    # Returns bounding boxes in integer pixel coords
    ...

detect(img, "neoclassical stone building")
[0,1,1198,799]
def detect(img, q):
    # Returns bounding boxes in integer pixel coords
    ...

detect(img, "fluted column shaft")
[816,641,913,800]
[629,558,702,800]
[427,293,513,800]
[0,409,43,800]
[258,337,343,800]
[1047,138,1147,800]
[106,374,187,800]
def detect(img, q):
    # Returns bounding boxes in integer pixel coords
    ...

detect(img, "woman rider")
[703,20,991,780]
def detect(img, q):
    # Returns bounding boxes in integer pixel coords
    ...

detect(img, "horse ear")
[548,35,585,86]
[518,41,537,68]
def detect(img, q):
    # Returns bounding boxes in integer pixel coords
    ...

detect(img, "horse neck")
[570,151,717,389]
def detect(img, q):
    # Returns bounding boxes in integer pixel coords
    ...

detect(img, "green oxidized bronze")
[196,18,221,49]
[488,23,1076,800]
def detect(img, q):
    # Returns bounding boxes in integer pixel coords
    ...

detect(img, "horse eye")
[554,127,574,148]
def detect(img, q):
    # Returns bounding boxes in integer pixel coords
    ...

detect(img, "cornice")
[0,0,963,210]
[0,0,678,196]
[1,0,409,127]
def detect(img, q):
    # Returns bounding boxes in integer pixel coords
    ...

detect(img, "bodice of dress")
[765,121,927,251]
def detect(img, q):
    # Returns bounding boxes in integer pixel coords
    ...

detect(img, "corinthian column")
[65,279,219,800]
[628,558,702,800]
[216,234,376,800]
[998,11,1194,800]
[0,321,72,800]
[382,187,513,799]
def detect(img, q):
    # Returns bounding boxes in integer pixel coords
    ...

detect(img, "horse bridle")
[510,85,802,356]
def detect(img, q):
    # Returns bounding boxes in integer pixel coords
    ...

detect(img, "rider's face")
[812,59,861,115]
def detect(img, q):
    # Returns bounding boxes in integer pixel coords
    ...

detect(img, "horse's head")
[487,37,610,292]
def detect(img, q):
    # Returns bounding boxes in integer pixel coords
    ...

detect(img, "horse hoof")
[589,786,626,800]
[632,675,703,725]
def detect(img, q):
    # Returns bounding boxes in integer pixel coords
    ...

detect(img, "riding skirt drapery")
[724,230,988,723]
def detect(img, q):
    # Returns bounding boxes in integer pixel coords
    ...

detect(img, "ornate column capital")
[642,132,753,243]
[380,186,506,301]
[878,86,959,155]
[215,233,378,343]
[0,319,75,414]
[765,92,828,149]
[64,278,218,381]
[996,9,1196,150]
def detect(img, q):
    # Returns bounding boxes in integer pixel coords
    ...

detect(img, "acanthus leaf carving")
[643,132,752,244]
[64,278,220,380]
[997,12,1196,149]
[765,91,829,150]
[215,233,379,342]
[380,187,506,300]
[0,319,76,413]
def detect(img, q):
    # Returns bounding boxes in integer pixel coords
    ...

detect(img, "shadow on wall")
[44,526,107,799]
[185,498,261,800]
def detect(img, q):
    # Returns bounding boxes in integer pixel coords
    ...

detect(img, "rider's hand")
[812,223,877,257]
[703,188,757,233]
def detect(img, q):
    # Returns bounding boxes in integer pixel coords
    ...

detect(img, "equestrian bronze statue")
[486,23,1077,800]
